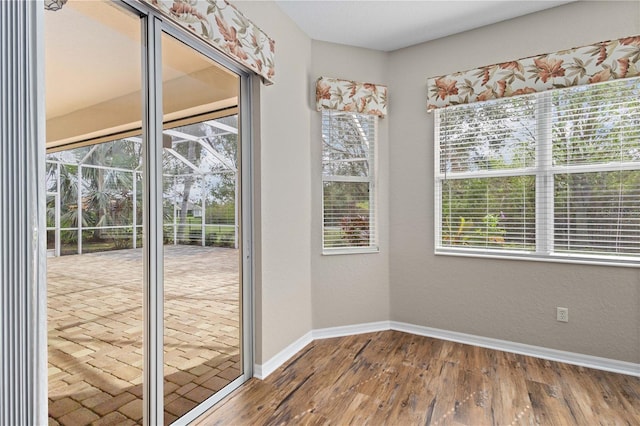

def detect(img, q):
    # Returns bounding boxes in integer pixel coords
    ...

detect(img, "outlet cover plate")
[557,307,569,322]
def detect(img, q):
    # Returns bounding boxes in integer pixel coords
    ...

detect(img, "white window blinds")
[435,77,640,264]
[322,110,378,252]
[552,79,640,258]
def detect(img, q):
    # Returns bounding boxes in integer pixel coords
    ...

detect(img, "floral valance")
[143,0,275,84]
[316,77,388,118]
[45,0,275,84]
[44,0,67,11]
[427,35,640,111]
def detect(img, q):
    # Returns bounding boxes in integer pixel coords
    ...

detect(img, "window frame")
[322,110,379,255]
[434,79,640,267]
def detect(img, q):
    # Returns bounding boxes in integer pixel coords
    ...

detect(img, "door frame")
[149,13,256,426]
[41,1,256,424]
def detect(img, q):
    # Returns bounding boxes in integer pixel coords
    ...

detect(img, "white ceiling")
[275,0,575,51]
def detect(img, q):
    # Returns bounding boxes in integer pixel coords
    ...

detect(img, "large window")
[435,77,640,265]
[322,110,378,253]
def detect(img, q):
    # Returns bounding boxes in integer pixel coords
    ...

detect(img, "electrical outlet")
[557,307,569,322]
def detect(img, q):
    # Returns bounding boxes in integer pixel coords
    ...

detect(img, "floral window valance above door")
[45,0,276,84]
[142,0,275,84]
[427,35,640,111]
[316,77,388,118]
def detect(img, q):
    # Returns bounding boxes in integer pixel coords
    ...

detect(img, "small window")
[435,77,640,265]
[322,110,378,253]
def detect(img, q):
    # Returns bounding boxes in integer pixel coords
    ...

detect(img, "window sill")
[435,248,640,268]
[323,246,380,256]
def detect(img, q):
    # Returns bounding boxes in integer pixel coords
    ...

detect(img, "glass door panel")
[160,32,242,424]
[45,1,144,424]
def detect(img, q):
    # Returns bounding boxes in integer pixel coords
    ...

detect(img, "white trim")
[322,247,380,256]
[321,111,378,253]
[390,321,640,378]
[434,249,640,268]
[253,322,389,379]
[434,81,640,266]
[313,321,390,340]
[253,331,313,380]
[550,161,640,174]
[254,321,639,380]
[323,175,372,183]
[436,167,538,180]
[434,109,442,249]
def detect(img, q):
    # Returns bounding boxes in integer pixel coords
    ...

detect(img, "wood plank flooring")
[193,330,640,425]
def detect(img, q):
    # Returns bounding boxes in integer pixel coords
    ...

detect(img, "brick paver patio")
[47,245,241,425]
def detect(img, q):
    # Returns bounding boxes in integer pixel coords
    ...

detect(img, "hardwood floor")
[193,330,640,425]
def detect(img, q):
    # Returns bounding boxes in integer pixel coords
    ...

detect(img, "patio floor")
[47,245,241,426]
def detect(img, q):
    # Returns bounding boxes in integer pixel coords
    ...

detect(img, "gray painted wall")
[234,1,313,364]
[310,40,390,329]
[388,0,640,363]
[238,0,640,365]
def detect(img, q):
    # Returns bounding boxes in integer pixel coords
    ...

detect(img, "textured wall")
[387,0,640,363]
[233,1,313,364]
[310,40,390,329]
[237,0,640,366]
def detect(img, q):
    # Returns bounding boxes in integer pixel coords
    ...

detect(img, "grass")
[49,217,237,255]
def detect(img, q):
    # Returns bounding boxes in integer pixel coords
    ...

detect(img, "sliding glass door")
[160,32,243,424]
[45,3,145,424]
[44,2,251,424]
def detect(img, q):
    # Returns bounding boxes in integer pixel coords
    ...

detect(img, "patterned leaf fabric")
[143,0,275,84]
[316,77,388,118]
[427,35,640,110]
[44,0,67,11]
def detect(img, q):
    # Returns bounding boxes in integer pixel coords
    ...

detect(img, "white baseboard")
[253,331,313,380]
[390,321,640,378]
[254,321,639,380]
[253,322,389,379]
[312,321,390,340]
